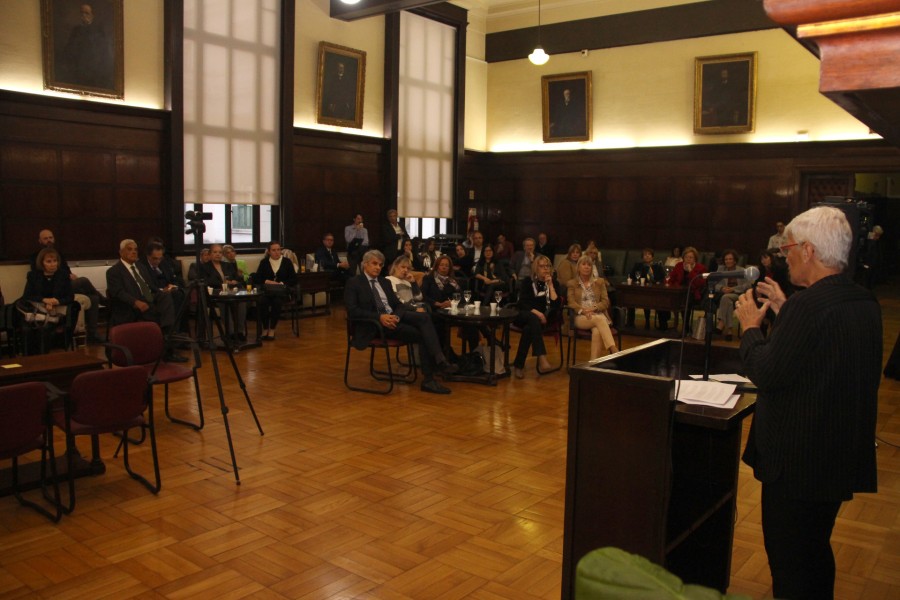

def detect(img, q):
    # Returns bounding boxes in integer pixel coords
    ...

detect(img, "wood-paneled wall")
[2,89,900,264]
[0,90,169,261]
[288,128,389,254]
[459,141,900,256]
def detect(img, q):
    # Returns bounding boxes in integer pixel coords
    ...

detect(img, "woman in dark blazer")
[421,254,479,350]
[472,245,509,303]
[512,254,561,378]
[252,241,297,340]
[23,247,76,353]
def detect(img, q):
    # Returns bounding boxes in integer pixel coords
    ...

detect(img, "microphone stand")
[702,282,716,381]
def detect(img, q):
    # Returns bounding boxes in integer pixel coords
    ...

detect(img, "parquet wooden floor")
[1,284,899,599]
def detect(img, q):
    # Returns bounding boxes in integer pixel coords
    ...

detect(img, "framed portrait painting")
[316,42,366,129]
[694,52,757,134]
[41,0,124,99]
[542,71,592,143]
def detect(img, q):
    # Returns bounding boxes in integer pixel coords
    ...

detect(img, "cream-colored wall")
[486,28,876,151]
[294,0,385,138]
[0,0,164,108]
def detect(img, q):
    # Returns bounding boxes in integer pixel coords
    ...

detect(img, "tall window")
[398,12,455,219]
[182,0,279,245]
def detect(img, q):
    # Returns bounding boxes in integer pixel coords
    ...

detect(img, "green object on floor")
[575,547,752,600]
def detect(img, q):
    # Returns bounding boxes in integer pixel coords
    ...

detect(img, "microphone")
[702,265,760,281]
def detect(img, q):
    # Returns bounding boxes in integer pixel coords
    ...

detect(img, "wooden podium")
[561,339,755,597]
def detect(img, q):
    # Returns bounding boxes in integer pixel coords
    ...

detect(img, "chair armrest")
[348,316,389,342]
[102,341,134,366]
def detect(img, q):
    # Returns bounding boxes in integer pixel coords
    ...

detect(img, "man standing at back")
[735,206,881,599]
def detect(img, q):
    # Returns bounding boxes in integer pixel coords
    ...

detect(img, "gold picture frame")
[41,0,124,99]
[316,42,366,129]
[694,52,757,134]
[542,71,592,143]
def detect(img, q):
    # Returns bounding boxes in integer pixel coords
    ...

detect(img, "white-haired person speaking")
[734,206,881,599]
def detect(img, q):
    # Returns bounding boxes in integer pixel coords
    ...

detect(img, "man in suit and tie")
[141,241,188,332]
[106,238,185,362]
[344,250,457,394]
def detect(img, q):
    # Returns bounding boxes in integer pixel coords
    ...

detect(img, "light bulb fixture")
[340,0,361,5]
[528,0,549,65]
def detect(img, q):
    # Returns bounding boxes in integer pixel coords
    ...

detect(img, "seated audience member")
[583,241,603,277]
[668,246,707,301]
[187,248,211,281]
[473,245,509,303]
[142,241,188,332]
[418,238,438,272]
[422,255,480,350]
[494,234,514,264]
[468,231,487,274]
[626,248,669,329]
[30,228,101,343]
[512,254,561,379]
[106,239,184,361]
[387,256,425,306]
[567,255,618,359]
[668,246,707,334]
[555,244,582,288]
[223,245,249,284]
[23,247,77,353]
[252,241,297,341]
[344,250,457,395]
[451,243,472,288]
[315,233,350,283]
[510,237,537,284]
[665,246,683,268]
[535,232,556,262]
[398,239,421,274]
[202,244,247,341]
[714,249,751,341]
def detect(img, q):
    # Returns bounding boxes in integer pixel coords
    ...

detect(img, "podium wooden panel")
[561,339,755,597]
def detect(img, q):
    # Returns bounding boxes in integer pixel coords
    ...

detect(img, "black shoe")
[714,327,723,335]
[625,321,635,328]
[439,361,460,375]
[164,353,188,363]
[725,334,733,342]
[421,379,451,394]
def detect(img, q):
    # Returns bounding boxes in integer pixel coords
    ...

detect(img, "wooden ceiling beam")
[329,0,444,21]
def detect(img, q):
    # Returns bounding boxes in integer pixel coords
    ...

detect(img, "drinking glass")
[463,290,472,305]
[452,292,461,304]
[494,290,503,305]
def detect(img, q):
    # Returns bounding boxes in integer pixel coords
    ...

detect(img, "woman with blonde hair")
[567,255,617,359]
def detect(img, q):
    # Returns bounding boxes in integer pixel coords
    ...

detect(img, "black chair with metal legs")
[344,317,417,394]
[564,307,623,370]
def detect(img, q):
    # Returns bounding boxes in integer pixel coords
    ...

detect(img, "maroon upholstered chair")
[53,365,159,513]
[107,322,203,430]
[344,317,417,394]
[0,382,62,522]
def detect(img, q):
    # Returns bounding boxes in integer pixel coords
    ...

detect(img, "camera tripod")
[174,213,264,484]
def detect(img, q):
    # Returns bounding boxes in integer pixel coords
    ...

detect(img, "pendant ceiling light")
[340,0,361,5]
[528,0,549,65]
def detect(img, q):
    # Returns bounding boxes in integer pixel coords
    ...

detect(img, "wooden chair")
[0,382,62,522]
[344,317,417,394]
[52,366,160,514]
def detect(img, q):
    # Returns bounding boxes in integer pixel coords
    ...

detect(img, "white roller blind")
[183,0,280,205]
[398,12,455,219]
